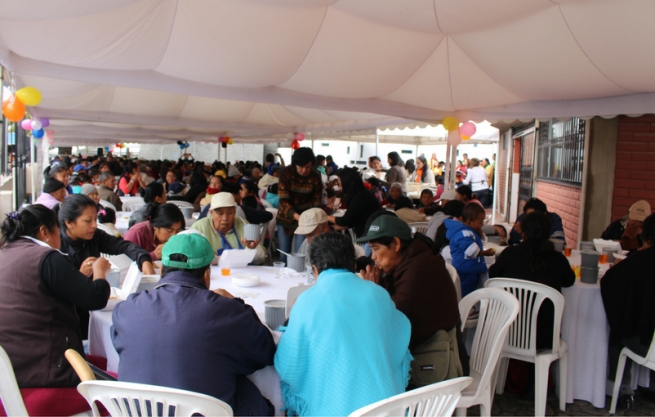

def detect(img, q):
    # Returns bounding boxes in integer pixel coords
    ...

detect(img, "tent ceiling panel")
[0,0,653,145]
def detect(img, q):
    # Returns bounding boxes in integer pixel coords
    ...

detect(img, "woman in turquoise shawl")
[275,233,412,416]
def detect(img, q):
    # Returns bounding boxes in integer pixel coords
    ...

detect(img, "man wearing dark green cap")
[356,215,464,386]
[112,233,276,415]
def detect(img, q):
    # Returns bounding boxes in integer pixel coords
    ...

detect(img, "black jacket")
[59,229,151,271]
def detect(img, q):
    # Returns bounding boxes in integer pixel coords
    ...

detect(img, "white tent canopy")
[1,0,654,145]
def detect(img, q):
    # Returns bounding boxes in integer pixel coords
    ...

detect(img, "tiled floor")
[463,390,655,416]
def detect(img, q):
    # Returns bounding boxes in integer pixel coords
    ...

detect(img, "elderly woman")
[191,192,265,264]
[0,205,110,415]
[124,203,185,261]
[35,178,67,209]
[275,233,411,416]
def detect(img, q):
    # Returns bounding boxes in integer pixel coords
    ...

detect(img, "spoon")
[277,248,293,258]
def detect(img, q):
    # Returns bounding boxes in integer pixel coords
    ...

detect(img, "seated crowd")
[0,148,652,416]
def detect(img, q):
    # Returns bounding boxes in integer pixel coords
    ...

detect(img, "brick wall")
[535,181,582,248]
[611,115,655,221]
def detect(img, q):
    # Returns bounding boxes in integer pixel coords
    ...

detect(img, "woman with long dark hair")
[380,151,407,194]
[327,168,380,238]
[128,182,167,228]
[0,205,110,415]
[118,162,145,196]
[489,211,574,349]
[124,203,185,261]
[410,155,436,187]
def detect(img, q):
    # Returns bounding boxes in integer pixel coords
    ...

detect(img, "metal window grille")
[537,118,585,186]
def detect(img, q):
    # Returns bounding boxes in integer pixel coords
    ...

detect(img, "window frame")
[536,118,585,187]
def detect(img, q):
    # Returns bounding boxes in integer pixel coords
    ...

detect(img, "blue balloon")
[105,146,110,152]
[32,128,44,138]
[179,144,185,149]
[185,143,190,148]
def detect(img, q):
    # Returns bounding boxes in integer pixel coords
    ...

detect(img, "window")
[537,118,585,186]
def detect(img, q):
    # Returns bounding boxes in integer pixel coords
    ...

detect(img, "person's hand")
[154,244,165,260]
[80,257,97,277]
[293,213,300,221]
[141,261,156,275]
[214,288,234,298]
[240,237,260,249]
[360,265,381,284]
[417,208,425,213]
[513,221,522,234]
[91,257,111,279]
[480,248,496,257]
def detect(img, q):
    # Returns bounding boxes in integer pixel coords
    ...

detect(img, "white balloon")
[31,119,42,130]
[285,133,294,140]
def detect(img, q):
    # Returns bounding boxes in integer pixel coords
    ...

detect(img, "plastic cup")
[221,268,230,276]
[599,254,607,264]
[564,247,572,257]
[273,261,285,279]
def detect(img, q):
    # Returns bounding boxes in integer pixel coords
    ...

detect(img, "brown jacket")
[0,239,83,387]
[97,184,123,211]
[384,236,460,350]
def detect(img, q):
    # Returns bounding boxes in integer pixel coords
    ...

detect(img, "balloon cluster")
[115,143,126,149]
[286,132,305,150]
[2,87,42,122]
[218,136,233,149]
[442,117,476,141]
[20,117,51,140]
[176,140,191,150]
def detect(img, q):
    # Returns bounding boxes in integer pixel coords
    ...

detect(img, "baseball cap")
[356,215,412,243]
[629,200,651,222]
[162,233,215,269]
[210,192,237,210]
[439,189,457,202]
[295,208,328,235]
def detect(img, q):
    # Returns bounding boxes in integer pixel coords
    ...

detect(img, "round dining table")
[88,264,310,416]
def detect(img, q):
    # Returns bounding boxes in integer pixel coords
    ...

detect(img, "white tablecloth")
[114,212,196,236]
[89,265,308,415]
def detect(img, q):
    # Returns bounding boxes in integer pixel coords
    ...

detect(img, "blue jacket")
[509,211,566,245]
[111,271,275,416]
[445,218,488,297]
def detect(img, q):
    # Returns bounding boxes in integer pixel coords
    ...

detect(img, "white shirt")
[462,166,489,191]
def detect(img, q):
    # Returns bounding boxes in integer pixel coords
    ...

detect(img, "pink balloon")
[459,122,476,137]
[21,119,32,130]
[295,133,305,141]
[40,117,50,128]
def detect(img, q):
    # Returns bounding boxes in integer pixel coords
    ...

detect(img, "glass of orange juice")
[598,254,607,264]
[564,247,572,257]
[220,259,231,276]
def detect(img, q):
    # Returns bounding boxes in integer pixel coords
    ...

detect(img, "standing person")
[462,158,491,207]
[275,233,412,416]
[112,233,276,416]
[405,159,416,178]
[0,205,110,416]
[381,152,407,194]
[118,162,145,197]
[124,204,185,261]
[325,155,338,176]
[327,168,380,238]
[482,158,494,187]
[35,178,67,209]
[410,156,436,187]
[96,172,123,211]
[430,153,441,176]
[315,155,327,175]
[276,148,323,264]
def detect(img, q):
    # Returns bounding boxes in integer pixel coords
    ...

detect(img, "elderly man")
[112,233,276,416]
[295,208,365,263]
[191,192,266,264]
[601,200,651,251]
[356,215,464,386]
[35,178,67,209]
[96,172,123,211]
[250,167,262,185]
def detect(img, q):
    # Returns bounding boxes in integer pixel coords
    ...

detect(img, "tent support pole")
[375,130,379,157]
[30,136,36,203]
[160,145,163,160]
[445,143,451,190]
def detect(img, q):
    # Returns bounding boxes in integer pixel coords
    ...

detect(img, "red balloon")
[291,139,300,150]
[295,133,305,141]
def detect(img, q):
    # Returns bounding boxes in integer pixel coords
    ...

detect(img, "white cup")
[264,299,286,330]
[243,224,260,242]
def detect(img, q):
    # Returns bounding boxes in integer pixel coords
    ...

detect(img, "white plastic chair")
[445,263,462,302]
[609,335,655,414]
[286,283,313,319]
[349,377,473,417]
[0,345,29,416]
[99,199,117,212]
[485,278,568,416]
[455,288,520,416]
[97,222,119,237]
[169,200,194,209]
[409,222,429,235]
[76,380,233,417]
[122,199,145,212]
[261,199,273,209]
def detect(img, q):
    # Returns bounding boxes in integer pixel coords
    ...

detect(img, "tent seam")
[265,104,286,126]
[554,2,633,93]
[154,0,180,70]
[446,37,455,112]
[278,4,330,86]
[432,0,444,34]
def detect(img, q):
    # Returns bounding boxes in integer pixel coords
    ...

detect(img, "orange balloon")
[462,135,471,140]
[2,95,26,122]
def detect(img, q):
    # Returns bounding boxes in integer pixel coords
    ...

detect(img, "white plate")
[232,273,260,287]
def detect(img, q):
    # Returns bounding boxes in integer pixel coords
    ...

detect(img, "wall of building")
[138,143,265,164]
[495,131,510,217]
[535,181,582,248]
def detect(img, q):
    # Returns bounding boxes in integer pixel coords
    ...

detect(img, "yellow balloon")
[16,87,42,107]
[228,138,234,145]
[462,135,471,140]
[442,116,459,131]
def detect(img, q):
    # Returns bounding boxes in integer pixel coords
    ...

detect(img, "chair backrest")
[485,277,566,358]
[459,288,520,399]
[258,221,269,242]
[169,200,194,209]
[261,199,273,208]
[122,200,146,212]
[409,222,429,235]
[97,222,118,237]
[99,199,117,212]
[0,345,29,416]
[77,380,233,417]
[349,377,473,417]
[286,284,313,319]
[444,263,462,302]
[347,228,356,242]
[65,349,96,382]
